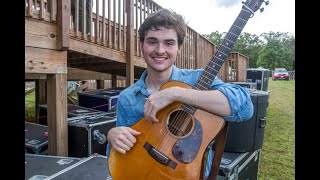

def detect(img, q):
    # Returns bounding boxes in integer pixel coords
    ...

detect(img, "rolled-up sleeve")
[211,77,254,122]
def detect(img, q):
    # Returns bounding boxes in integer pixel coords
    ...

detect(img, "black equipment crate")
[25,153,81,180]
[46,153,112,180]
[246,68,269,91]
[230,82,257,89]
[38,104,105,125]
[216,149,261,180]
[68,110,117,158]
[25,122,48,155]
[77,87,125,112]
[218,89,269,152]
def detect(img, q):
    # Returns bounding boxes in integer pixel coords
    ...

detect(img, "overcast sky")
[153,0,295,37]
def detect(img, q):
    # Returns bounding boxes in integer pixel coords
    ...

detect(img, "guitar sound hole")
[166,109,195,138]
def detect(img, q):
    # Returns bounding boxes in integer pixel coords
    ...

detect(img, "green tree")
[259,32,295,70]
[203,31,295,71]
[202,31,224,46]
[232,32,264,68]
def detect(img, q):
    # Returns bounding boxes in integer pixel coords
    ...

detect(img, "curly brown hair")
[138,8,187,47]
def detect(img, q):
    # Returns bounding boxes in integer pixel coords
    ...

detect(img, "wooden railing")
[25,0,216,70]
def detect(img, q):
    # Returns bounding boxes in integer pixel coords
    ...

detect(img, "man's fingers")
[113,145,126,154]
[128,128,141,135]
[114,139,131,151]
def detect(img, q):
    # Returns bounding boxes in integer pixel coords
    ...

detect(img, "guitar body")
[108,81,225,180]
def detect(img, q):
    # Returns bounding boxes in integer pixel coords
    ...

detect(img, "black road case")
[222,89,269,152]
[25,122,48,155]
[77,87,125,112]
[68,110,117,158]
[25,154,81,180]
[216,149,261,180]
[38,104,106,125]
[46,153,112,180]
[230,82,257,90]
[246,68,269,91]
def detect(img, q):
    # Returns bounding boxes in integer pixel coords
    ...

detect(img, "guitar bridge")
[143,142,177,169]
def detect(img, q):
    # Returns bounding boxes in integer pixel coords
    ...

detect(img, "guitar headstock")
[242,0,269,14]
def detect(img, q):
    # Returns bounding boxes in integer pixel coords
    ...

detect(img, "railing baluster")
[27,0,33,17]
[102,0,106,45]
[95,0,99,43]
[40,0,44,20]
[108,0,111,48]
[123,0,126,51]
[88,0,92,41]
[118,0,121,50]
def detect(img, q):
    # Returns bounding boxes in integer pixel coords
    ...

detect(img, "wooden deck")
[25,0,248,156]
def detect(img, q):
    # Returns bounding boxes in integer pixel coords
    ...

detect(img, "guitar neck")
[194,8,253,90]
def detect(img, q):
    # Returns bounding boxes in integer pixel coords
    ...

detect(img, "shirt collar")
[132,65,180,96]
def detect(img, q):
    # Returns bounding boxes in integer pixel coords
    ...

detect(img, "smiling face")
[140,27,181,74]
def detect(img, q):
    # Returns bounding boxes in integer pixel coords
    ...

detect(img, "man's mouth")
[152,57,167,61]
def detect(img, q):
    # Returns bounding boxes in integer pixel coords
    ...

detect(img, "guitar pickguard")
[172,119,202,163]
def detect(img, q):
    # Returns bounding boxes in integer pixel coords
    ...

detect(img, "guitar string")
[162,106,191,151]
[156,107,187,151]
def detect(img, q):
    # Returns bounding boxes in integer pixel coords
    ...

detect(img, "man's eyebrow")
[145,37,157,40]
[164,39,176,42]
[145,37,176,42]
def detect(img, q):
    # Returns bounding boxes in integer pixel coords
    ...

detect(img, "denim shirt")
[106,65,254,178]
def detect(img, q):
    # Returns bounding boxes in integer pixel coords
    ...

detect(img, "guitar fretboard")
[182,7,253,114]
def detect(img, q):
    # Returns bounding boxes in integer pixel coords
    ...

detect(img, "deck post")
[125,0,134,86]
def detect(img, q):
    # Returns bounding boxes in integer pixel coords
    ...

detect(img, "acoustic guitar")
[108,0,267,179]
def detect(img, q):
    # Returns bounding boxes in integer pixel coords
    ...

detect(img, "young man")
[106,8,253,179]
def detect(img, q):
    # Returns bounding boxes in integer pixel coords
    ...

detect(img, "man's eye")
[148,40,156,44]
[165,41,174,46]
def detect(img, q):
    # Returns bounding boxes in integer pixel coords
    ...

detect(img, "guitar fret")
[220,44,232,51]
[213,56,225,64]
[232,24,243,31]
[222,39,235,49]
[207,61,222,68]
[196,83,208,90]
[224,38,235,44]
[237,16,247,23]
[205,64,220,73]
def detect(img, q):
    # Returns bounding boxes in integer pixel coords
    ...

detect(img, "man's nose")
[156,43,165,53]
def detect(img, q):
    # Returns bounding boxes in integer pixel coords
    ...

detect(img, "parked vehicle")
[272,68,289,80]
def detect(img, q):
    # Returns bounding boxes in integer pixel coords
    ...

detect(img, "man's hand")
[107,126,141,154]
[144,87,182,123]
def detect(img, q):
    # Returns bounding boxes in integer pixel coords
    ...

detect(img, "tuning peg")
[264,0,269,5]
[260,7,264,12]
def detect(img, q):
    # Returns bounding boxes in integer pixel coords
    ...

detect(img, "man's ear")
[140,42,143,51]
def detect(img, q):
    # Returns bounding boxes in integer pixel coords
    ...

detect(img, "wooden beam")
[25,19,57,50]
[67,67,112,80]
[25,47,67,74]
[68,39,146,68]
[47,74,68,156]
[25,73,48,80]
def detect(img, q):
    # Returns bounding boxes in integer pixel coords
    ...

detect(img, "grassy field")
[25,78,295,179]
[25,91,36,122]
[258,78,295,179]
